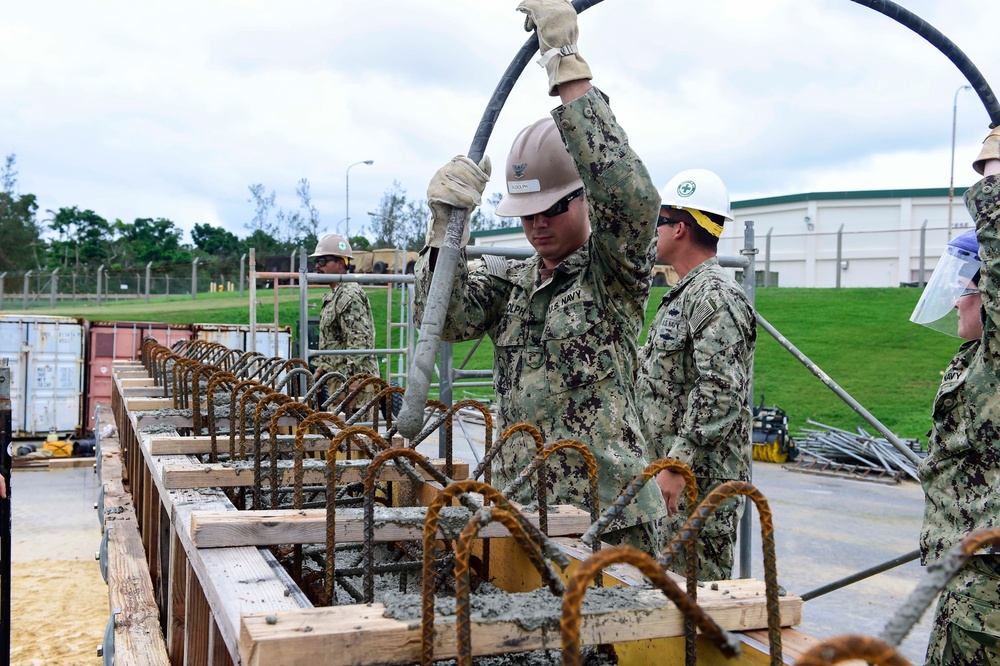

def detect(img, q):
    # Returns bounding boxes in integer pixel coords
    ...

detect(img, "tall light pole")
[345,160,374,240]
[948,85,973,240]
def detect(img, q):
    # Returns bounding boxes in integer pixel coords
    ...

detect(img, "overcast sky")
[3,1,999,244]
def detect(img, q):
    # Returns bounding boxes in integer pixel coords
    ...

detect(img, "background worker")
[309,233,380,411]
[635,169,756,580]
[413,0,667,552]
[909,128,1000,666]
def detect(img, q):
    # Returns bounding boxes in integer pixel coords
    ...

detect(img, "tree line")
[0,153,510,276]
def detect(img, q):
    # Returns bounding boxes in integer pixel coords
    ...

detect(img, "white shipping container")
[190,323,292,359]
[0,315,84,437]
[248,327,292,359]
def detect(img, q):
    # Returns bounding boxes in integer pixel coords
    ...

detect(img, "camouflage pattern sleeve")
[966,174,1000,355]
[553,87,660,293]
[412,247,512,342]
[335,284,379,378]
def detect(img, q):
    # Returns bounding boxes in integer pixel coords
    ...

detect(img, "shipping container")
[83,321,194,432]
[0,314,85,438]
[191,323,292,359]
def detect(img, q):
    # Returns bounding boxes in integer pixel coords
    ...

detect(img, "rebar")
[658,480,783,666]
[454,506,565,666]
[795,634,911,665]
[560,546,741,666]
[880,527,1000,647]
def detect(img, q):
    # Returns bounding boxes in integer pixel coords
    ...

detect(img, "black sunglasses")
[523,188,584,221]
[657,214,686,227]
[314,256,344,267]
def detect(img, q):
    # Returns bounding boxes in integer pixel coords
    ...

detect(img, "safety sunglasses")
[314,256,344,268]
[657,214,686,227]
[523,188,585,222]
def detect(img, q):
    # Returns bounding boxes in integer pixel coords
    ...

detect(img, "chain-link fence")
[0,259,248,310]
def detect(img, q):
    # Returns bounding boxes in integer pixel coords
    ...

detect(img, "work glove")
[517,0,592,96]
[425,155,492,248]
[973,126,1000,175]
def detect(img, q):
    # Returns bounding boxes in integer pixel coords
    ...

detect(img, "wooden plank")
[98,408,171,665]
[239,584,803,666]
[189,503,592,548]
[147,433,408,456]
[130,397,177,410]
[167,531,187,663]
[160,458,469,490]
[120,377,158,387]
[184,559,211,666]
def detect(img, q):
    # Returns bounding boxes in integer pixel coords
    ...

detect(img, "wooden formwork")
[102,361,828,665]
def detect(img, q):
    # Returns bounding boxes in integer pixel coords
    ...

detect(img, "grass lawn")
[19,284,960,443]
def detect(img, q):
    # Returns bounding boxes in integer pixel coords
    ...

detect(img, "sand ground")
[8,464,106,666]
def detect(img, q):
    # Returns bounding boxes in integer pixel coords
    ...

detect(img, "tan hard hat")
[310,233,353,259]
[494,117,584,218]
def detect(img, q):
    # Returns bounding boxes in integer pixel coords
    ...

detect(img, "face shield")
[910,230,981,337]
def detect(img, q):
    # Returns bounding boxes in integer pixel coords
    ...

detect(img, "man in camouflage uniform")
[310,234,380,409]
[911,128,1000,666]
[413,0,667,553]
[634,169,755,581]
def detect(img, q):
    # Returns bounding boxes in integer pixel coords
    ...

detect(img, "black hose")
[848,0,999,128]
[467,0,606,162]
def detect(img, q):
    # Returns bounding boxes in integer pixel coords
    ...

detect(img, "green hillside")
[20,285,960,442]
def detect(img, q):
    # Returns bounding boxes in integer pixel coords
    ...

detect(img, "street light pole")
[345,160,374,240]
[948,85,973,240]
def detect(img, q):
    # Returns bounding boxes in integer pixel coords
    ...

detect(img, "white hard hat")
[310,233,353,259]
[659,169,733,232]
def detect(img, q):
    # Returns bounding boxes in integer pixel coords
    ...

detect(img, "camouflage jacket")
[919,174,1000,565]
[414,87,667,531]
[314,283,380,383]
[635,258,755,536]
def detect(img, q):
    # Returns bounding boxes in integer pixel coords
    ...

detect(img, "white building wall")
[471,189,976,288]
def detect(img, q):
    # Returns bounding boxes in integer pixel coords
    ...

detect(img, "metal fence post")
[764,228,772,287]
[739,220,757,579]
[72,270,77,303]
[299,247,308,395]
[96,265,105,307]
[145,262,152,303]
[249,248,257,354]
[239,253,246,298]
[191,258,199,300]
[919,220,928,288]
[165,274,170,297]
[22,270,32,310]
[50,268,59,309]
[0,272,6,310]
[0,362,11,664]
[835,224,844,289]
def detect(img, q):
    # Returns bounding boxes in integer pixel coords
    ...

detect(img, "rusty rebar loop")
[171,358,194,409]
[205,372,238,461]
[370,384,406,431]
[293,412,341,511]
[238,353,267,380]
[327,373,387,417]
[454,506,567,666]
[796,634,912,666]
[416,399,494,478]
[257,359,288,387]
[658,480,783,666]
[198,343,228,365]
[302,371,347,410]
[342,375,390,425]
[189,364,220,434]
[251,393,293,508]
[214,348,240,372]
[421,480,570,666]
[401,400,451,447]
[230,350,264,378]
[879,527,1000,648]
[139,339,157,370]
[148,347,172,390]
[234,383,272,459]
[182,359,208,414]
[561,545,741,666]
[267,401,315,509]
[228,379,264,457]
[177,358,202,410]
[158,352,178,397]
[277,358,311,396]
[320,372,367,412]
[274,367,314,396]
[360,442,437,604]
[581,458,697,547]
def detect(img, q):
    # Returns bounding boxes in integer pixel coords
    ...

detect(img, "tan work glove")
[425,155,492,248]
[973,126,1000,175]
[517,0,592,96]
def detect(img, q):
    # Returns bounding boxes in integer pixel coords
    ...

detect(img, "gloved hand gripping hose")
[396,0,605,439]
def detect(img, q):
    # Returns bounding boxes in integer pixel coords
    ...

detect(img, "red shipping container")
[83,321,193,433]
